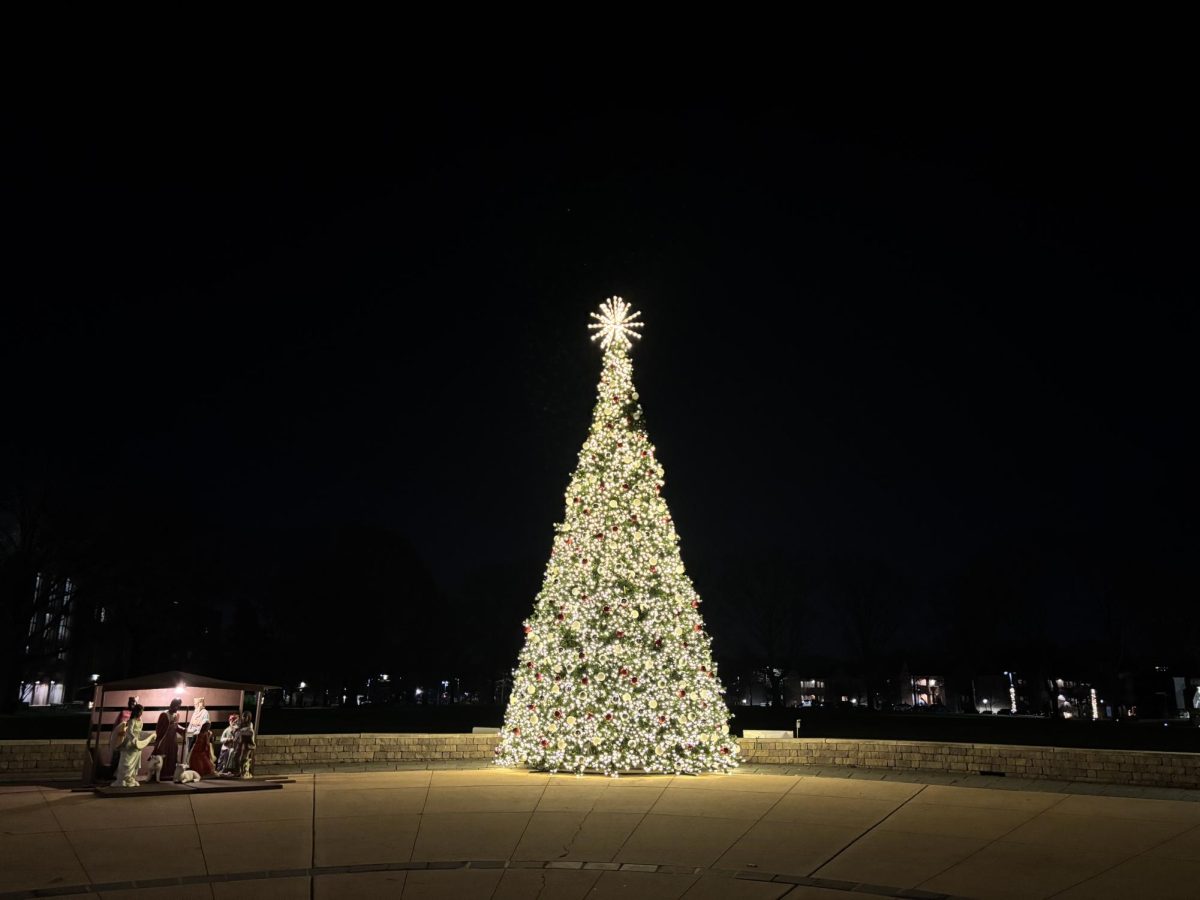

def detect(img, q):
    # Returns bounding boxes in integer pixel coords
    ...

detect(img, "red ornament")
[619,667,629,676]
[611,525,618,532]
[582,677,589,685]
[513,727,521,735]
[694,624,702,632]
[535,673,543,681]
[540,739,549,748]
[720,746,730,755]
[603,605,612,614]
[678,690,686,698]
[556,612,565,621]
[622,482,629,490]
[523,625,532,634]
[616,630,624,638]
[630,676,639,685]
[554,710,562,719]
[649,566,657,573]
[658,715,666,724]
[604,713,613,720]
[691,599,699,608]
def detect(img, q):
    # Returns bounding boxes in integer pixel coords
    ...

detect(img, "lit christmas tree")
[496,298,737,775]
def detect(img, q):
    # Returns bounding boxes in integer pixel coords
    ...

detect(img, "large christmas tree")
[496,298,736,775]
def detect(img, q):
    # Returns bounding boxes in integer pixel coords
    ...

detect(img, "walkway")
[3,766,1200,898]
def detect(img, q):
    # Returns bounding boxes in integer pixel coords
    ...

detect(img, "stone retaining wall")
[3,734,1198,788]
[254,733,500,772]
[739,737,1200,788]
[0,739,87,777]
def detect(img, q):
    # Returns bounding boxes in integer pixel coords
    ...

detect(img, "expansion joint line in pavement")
[485,777,552,900]
[805,782,930,877]
[0,858,976,900]
[1042,816,1200,899]
[309,775,317,900]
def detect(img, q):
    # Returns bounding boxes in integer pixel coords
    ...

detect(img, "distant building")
[17,571,117,708]
[904,675,945,709]
[1045,676,1107,720]
[18,573,76,706]
[784,678,827,708]
[1115,668,1200,720]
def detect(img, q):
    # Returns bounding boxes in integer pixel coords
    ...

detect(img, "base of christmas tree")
[498,761,738,778]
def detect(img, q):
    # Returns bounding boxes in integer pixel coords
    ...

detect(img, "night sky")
[5,62,1195,660]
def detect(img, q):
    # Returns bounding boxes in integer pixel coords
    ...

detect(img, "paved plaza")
[3,766,1200,899]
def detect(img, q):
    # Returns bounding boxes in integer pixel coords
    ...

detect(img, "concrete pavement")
[3,766,1200,898]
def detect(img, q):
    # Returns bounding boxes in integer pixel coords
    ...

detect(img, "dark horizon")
[4,67,1196,685]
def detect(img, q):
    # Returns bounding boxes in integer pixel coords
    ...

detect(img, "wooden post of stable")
[252,689,264,777]
[82,683,103,784]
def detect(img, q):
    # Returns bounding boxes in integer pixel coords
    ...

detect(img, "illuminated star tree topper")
[588,296,645,350]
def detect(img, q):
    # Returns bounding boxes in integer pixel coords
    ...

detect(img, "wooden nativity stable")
[84,670,278,788]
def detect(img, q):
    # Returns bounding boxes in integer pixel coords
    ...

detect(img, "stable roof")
[98,671,280,692]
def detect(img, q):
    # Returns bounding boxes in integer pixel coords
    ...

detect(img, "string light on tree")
[496,297,736,776]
